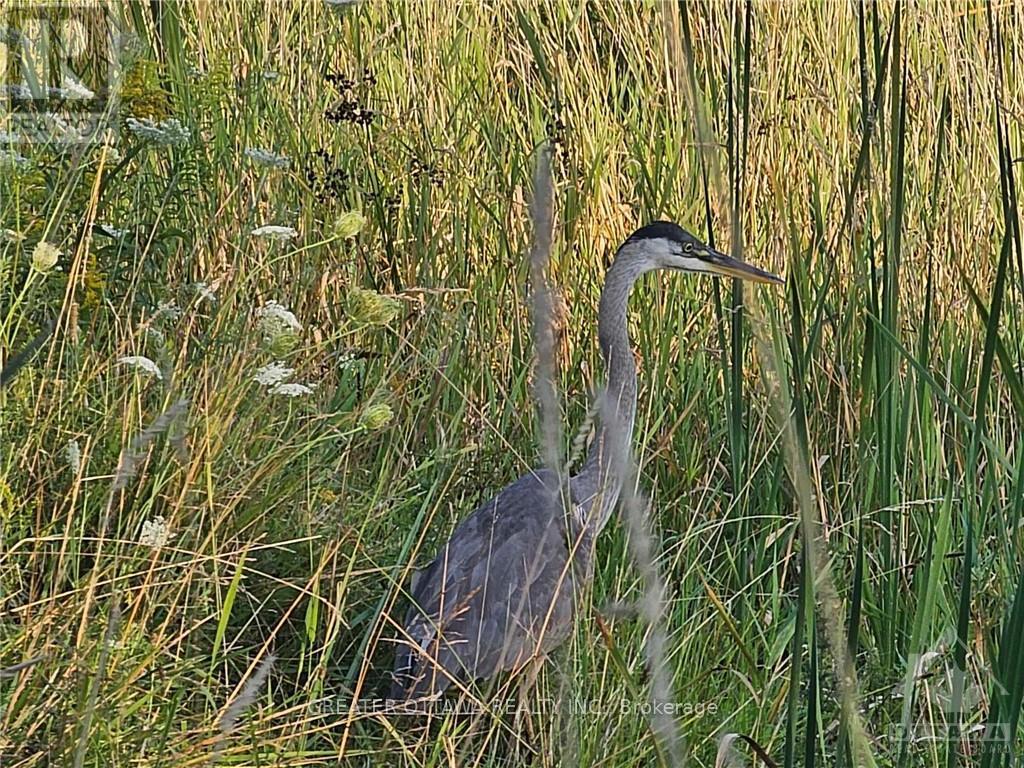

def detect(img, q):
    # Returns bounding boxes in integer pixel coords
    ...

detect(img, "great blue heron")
[390,221,782,700]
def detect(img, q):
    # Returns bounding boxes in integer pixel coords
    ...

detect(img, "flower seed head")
[346,287,402,326]
[359,402,394,431]
[334,210,366,240]
[31,241,61,273]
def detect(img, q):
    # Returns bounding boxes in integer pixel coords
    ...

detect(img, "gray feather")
[390,469,591,698]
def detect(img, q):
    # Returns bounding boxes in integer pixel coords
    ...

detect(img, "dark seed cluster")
[305,149,350,204]
[315,66,399,211]
[325,100,375,126]
[410,157,446,187]
[325,68,376,90]
[364,188,400,214]
[324,67,376,125]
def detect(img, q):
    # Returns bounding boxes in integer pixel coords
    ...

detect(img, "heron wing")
[392,468,582,698]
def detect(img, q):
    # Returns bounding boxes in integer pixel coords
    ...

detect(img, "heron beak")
[700,248,784,285]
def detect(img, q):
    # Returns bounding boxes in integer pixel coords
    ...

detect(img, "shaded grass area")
[1,1,1023,765]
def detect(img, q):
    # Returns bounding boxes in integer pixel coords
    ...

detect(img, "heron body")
[390,222,781,699]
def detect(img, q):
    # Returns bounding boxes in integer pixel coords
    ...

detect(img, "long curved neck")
[574,247,648,531]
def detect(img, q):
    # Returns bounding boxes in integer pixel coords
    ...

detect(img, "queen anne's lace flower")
[336,351,360,370]
[256,300,302,339]
[256,300,302,355]
[60,76,94,99]
[99,142,122,163]
[252,358,316,397]
[254,361,295,387]
[269,382,316,397]
[118,355,162,379]
[251,225,298,241]
[139,516,173,548]
[245,147,290,169]
[155,300,182,321]
[126,117,191,146]
[1,83,32,99]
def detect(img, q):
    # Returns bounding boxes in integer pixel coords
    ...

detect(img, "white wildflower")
[251,225,298,241]
[245,147,290,169]
[256,300,302,354]
[336,351,359,370]
[193,281,217,303]
[31,241,61,273]
[254,361,295,387]
[262,71,280,81]
[269,382,316,397]
[2,228,26,243]
[118,355,163,379]
[139,516,173,548]
[66,439,82,476]
[125,116,191,146]
[256,300,302,334]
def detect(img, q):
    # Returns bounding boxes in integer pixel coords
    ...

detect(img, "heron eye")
[683,243,694,254]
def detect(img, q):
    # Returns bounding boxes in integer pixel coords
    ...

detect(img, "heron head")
[625,221,783,285]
